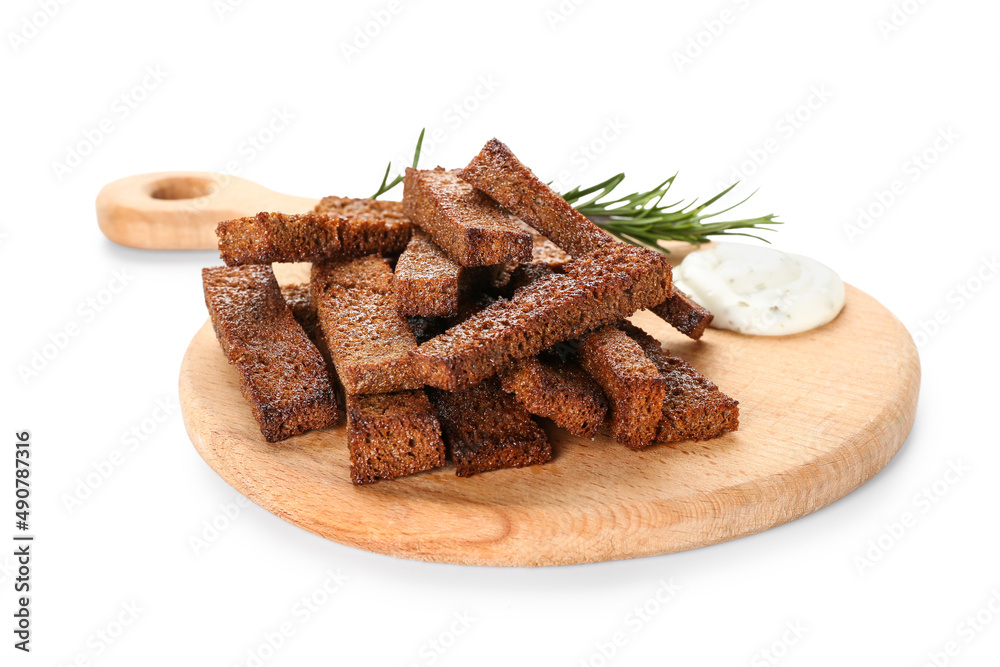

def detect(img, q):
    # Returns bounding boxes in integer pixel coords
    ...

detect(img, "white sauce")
[673,243,845,336]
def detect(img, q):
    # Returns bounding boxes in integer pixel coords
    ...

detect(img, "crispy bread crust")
[578,326,667,449]
[410,242,673,391]
[459,138,613,258]
[203,265,337,442]
[311,256,421,395]
[403,167,532,266]
[346,391,446,485]
[217,212,343,265]
[312,197,412,257]
[392,230,499,317]
[650,290,714,340]
[620,323,739,444]
[393,230,463,317]
[429,379,551,477]
[499,356,608,439]
[217,208,411,266]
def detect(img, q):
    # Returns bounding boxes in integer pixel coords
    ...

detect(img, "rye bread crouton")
[203,265,338,442]
[311,256,421,395]
[459,139,715,341]
[403,167,532,266]
[217,212,344,266]
[410,242,673,391]
[346,390,446,485]
[619,322,739,444]
[499,355,608,439]
[217,206,411,266]
[650,290,714,340]
[393,230,501,317]
[312,196,412,257]
[459,138,613,258]
[429,378,551,477]
[577,325,667,449]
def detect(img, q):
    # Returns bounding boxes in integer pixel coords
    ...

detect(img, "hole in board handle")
[148,177,217,201]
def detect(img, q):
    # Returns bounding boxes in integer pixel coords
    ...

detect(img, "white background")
[2,0,999,665]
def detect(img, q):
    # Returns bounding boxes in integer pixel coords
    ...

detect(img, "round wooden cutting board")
[179,279,919,566]
[98,170,919,566]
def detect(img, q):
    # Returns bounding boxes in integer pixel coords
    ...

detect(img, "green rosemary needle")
[372,132,781,251]
[371,128,425,199]
[560,174,781,252]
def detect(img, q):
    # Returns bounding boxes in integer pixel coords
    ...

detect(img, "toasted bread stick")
[403,167,532,266]
[649,290,714,340]
[499,355,607,439]
[203,265,337,442]
[346,391,446,485]
[312,256,421,395]
[459,138,613,258]
[217,209,411,266]
[578,326,667,449]
[410,242,673,391]
[429,379,551,477]
[620,323,739,444]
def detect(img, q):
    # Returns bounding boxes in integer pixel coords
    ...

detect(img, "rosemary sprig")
[372,132,781,250]
[561,174,781,251]
[371,128,425,199]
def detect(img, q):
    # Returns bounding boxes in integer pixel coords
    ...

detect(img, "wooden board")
[96,172,317,249]
[99,171,919,565]
[180,278,920,566]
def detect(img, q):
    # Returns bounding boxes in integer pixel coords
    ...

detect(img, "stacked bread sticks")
[202,138,739,485]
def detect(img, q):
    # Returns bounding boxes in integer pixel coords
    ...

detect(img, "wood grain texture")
[96,171,318,249]
[180,275,920,566]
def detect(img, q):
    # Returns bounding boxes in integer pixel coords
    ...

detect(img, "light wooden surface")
[96,171,318,249]
[180,273,920,566]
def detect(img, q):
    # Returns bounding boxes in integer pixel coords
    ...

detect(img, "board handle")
[96,171,319,250]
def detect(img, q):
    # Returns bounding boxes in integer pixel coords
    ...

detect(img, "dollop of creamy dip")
[673,243,845,336]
